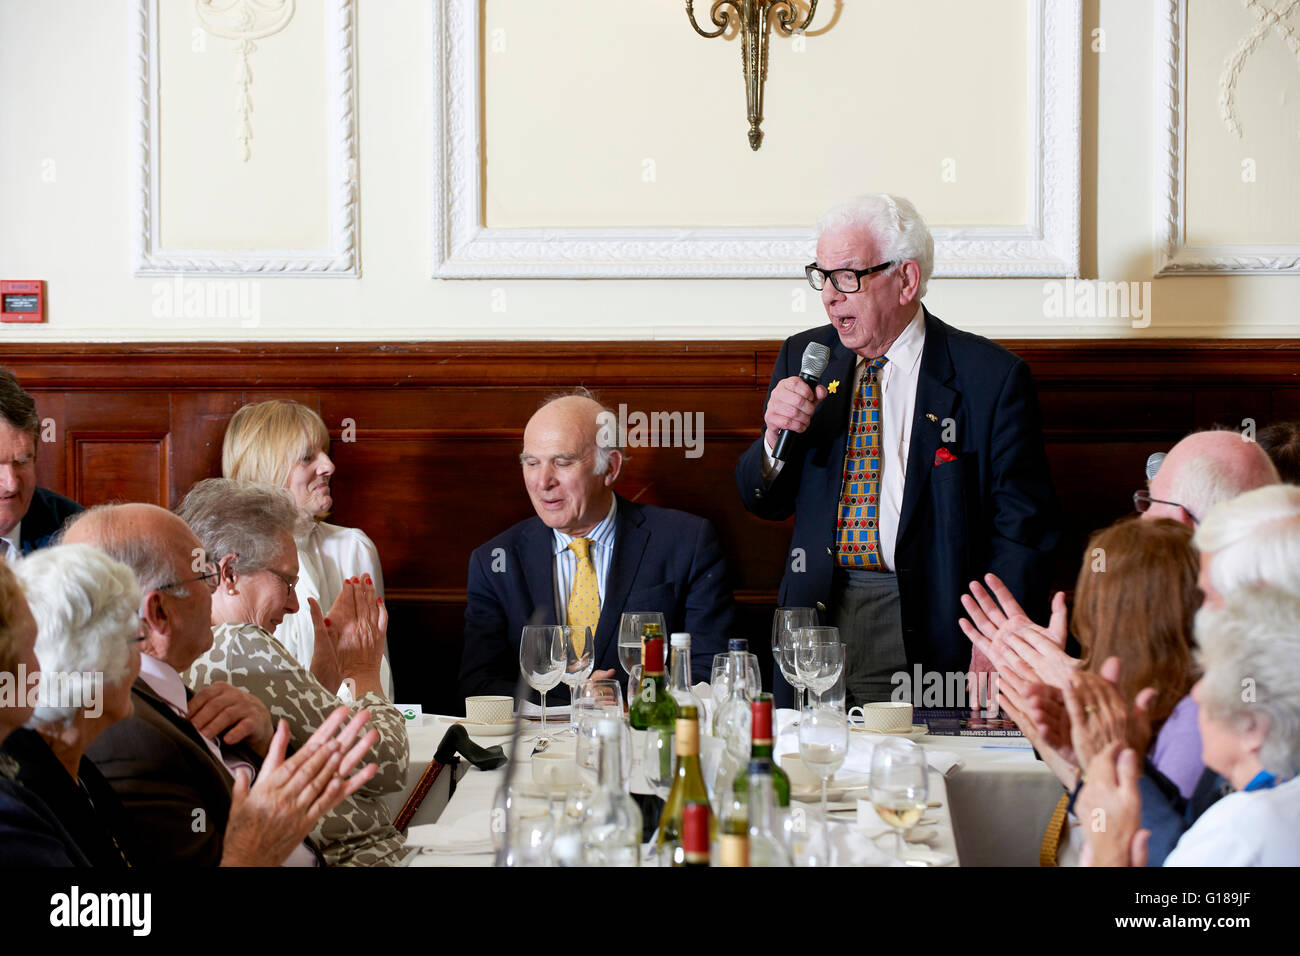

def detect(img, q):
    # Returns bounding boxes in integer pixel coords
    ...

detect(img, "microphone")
[1145,452,1166,482]
[772,342,831,462]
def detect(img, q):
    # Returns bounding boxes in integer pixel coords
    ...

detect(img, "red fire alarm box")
[1,281,45,323]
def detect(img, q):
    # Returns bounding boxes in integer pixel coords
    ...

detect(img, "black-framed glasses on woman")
[1133,490,1198,524]
[805,259,896,294]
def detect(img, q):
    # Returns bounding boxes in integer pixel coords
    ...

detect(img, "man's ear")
[140,590,169,656]
[604,450,624,486]
[897,260,921,306]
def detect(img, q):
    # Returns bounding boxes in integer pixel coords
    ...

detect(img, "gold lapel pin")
[925,413,938,422]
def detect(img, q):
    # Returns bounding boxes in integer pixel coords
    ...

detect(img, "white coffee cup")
[531,751,578,788]
[465,695,513,724]
[847,701,913,732]
[777,752,820,788]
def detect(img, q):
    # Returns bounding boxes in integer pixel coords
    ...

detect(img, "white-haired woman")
[1080,585,1300,866]
[1193,483,1300,608]
[0,544,142,867]
[222,399,393,698]
[176,478,409,867]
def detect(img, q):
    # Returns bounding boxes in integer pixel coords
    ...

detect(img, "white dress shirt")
[137,653,317,867]
[273,521,393,700]
[551,496,618,624]
[1,522,21,561]
[764,306,927,570]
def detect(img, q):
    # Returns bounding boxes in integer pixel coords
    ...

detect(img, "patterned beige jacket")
[186,622,410,867]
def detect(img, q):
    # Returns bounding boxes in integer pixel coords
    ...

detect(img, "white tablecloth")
[388,715,1060,867]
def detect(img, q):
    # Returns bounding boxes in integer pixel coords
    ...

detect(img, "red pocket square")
[934,447,958,466]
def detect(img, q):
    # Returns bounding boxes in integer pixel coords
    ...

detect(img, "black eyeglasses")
[1133,490,1199,525]
[157,562,220,594]
[805,260,896,294]
[263,567,299,593]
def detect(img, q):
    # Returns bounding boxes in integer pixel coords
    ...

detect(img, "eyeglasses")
[1133,490,1199,525]
[157,562,220,594]
[263,567,299,593]
[805,260,896,294]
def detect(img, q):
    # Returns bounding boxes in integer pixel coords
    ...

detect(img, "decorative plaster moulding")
[431,0,1081,279]
[1155,0,1300,275]
[134,0,359,277]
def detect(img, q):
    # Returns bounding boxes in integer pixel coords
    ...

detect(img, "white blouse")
[273,521,394,700]
[1164,774,1300,866]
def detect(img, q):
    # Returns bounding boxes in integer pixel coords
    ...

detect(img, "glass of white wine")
[618,611,663,704]
[869,738,929,859]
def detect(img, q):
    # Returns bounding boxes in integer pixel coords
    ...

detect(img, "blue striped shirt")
[552,496,618,624]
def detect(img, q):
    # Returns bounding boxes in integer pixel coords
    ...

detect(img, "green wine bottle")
[657,704,714,866]
[733,694,791,807]
[681,802,711,867]
[628,635,677,732]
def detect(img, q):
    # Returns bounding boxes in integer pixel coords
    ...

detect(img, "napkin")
[405,811,495,855]
[519,701,571,719]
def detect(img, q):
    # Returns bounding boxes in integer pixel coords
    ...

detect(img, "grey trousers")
[828,567,908,708]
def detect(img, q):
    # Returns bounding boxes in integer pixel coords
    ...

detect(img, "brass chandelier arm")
[770,0,817,35]
[686,0,739,39]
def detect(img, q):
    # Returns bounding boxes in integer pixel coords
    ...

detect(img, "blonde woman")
[222,400,393,699]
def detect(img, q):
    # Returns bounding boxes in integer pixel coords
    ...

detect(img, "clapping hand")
[189,682,275,757]
[1077,741,1149,868]
[221,706,379,866]
[1063,657,1157,769]
[959,573,1075,689]
[308,597,343,693]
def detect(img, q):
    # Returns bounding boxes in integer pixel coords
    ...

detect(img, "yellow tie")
[566,538,600,636]
[1039,792,1069,867]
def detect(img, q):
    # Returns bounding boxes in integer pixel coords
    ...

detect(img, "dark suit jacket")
[1140,763,1228,866]
[0,760,88,866]
[460,495,736,701]
[736,310,1059,701]
[19,487,84,554]
[0,727,129,867]
[85,677,263,867]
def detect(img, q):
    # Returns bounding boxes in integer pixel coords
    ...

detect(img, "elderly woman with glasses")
[1080,585,1300,866]
[176,478,409,866]
[222,399,393,698]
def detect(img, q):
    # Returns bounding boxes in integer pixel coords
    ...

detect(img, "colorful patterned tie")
[837,356,888,568]
[566,538,601,635]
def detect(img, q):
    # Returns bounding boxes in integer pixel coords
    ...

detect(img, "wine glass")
[772,607,817,671]
[642,725,675,801]
[578,677,624,713]
[798,705,849,827]
[869,738,930,859]
[520,625,565,740]
[619,611,664,702]
[556,625,595,737]
[796,637,844,699]
[779,629,810,711]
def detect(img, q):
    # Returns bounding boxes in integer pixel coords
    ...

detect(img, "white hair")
[1194,485,1300,599]
[816,193,935,298]
[1195,586,1300,778]
[11,544,141,727]
[176,478,306,574]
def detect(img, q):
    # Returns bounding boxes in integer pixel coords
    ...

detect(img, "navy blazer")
[736,310,1059,701]
[19,487,84,554]
[460,495,736,702]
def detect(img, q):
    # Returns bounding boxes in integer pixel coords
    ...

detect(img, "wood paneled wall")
[7,340,1298,712]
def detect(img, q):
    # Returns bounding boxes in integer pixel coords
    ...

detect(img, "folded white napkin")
[405,811,495,855]
[519,701,571,719]
[692,682,714,729]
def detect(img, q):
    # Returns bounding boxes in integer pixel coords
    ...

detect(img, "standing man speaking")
[736,195,1058,707]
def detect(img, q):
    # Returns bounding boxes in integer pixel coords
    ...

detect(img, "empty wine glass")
[869,738,930,859]
[798,705,849,828]
[556,625,594,737]
[578,677,624,713]
[772,607,817,667]
[642,725,676,801]
[796,637,845,699]
[520,625,565,741]
[779,629,809,711]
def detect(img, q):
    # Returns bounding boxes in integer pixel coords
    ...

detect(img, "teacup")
[464,695,513,724]
[847,701,913,733]
[777,752,821,788]
[531,751,578,788]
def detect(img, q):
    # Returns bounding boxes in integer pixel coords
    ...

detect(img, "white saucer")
[850,723,929,740]
[790,774,872,803]
[452,718,516,737]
